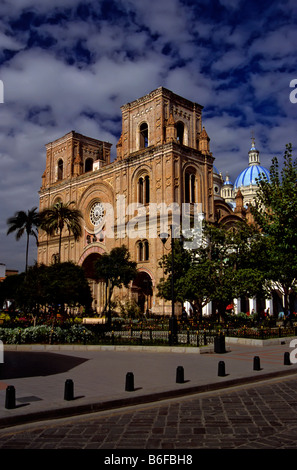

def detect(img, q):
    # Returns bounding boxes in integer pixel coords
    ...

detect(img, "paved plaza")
[1,375,297,449]
[0,339,297,450]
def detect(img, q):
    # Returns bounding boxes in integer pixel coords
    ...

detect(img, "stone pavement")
[1,374,297,449]
[0,337,297,431]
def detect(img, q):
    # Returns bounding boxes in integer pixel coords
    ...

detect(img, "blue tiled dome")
[234,164,270,189]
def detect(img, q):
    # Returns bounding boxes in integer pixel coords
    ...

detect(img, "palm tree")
[39,201,83,263]
[7,207,40,272]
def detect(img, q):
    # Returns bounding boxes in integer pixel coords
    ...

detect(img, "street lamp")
[159,224,178,345]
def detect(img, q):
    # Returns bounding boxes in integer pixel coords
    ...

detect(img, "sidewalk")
[0,337,297,429]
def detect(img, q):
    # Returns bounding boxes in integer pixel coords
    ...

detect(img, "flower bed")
[226,326,296,339]
[0,325,94,344]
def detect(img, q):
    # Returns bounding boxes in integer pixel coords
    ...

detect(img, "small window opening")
[185,171,196,203]
[176,122,184,145]
[138,175,150,204]
[140,123,148,149]
[85,158,93,172]
[57,159,63,180]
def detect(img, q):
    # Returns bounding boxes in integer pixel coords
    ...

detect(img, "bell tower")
[116,87,204,160]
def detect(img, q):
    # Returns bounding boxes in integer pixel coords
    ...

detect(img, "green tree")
[157,221,267,321]
[177,258,214,320]
[45,262,92,317]
[14,263,48,324]
[157,239,192,304]
[250,143,297,315]
[1,263,92,322]
[7,207,40,272]
[94,245,137,325]
[200,221,267,320]
[0,272,25,312]
[39,201,83,262]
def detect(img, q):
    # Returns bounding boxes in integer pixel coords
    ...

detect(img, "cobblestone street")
[1,375,297,450]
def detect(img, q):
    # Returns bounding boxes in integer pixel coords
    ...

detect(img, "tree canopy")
[39,201,83,262]
[94,245,138,323]
[0,262,92,320]
[158,221,267,319]
[6,207,40,272]
[250,143,297,314]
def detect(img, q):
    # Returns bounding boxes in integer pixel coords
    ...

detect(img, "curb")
[2,335,296,352]
[3,344,213,354]
[0,367,297,430]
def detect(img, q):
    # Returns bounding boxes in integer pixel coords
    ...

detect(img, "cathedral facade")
[38,87,245,315]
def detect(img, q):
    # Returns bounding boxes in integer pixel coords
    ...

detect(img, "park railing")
[224,325,297,340]
[95,324,297,347]
[97,327,216,347]
[0,322,297,346]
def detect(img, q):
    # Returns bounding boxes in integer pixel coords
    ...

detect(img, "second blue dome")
[234,164,270,189]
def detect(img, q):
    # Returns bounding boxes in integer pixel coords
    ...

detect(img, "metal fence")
[225,326,297,340]
[100,328,216,347]
[96,325,297,347]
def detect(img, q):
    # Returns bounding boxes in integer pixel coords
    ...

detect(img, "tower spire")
[251,129,255,149]
[248,131,260,166]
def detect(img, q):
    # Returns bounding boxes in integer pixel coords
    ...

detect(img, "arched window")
[185,171,196,203]
[52,253,59,264]
[57,159,63,180]
[144,175,150,203]
[138,175,150,204]
[85,158,93,172]
[137,240,149,261]
[138,241,143,261]
[176,122,184,145]
[138,177,144,204]
[139,122,148,149]
[144,240,149,260]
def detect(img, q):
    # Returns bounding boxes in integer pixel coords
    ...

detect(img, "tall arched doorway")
[131,271,153,315]
[79,250,106,314]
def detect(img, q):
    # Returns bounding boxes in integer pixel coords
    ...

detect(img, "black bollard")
[176,366,184,384]
[64,379,74,401]
[218,361,226,377]
[214,334,226,354]
[125,372,134,392]
[5,385,16,409]
[284,352,291,366]
[253,356,261,371]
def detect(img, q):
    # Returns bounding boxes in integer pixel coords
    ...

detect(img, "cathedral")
[37,87,269,315]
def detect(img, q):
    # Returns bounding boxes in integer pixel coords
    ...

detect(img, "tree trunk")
[25,233,29,272]
[58,229,62,263]
[283,286,289,316]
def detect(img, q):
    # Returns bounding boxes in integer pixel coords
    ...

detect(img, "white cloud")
[249,26,297,59]
[0,32,24,52]
[212,50,247,72]
[0,0,82,16]
[124,0,192,43]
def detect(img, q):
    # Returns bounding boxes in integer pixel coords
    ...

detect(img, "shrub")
[0,313,10,322]
[62,325,94,344]
[0,324,94,344]
[19,325,52,343]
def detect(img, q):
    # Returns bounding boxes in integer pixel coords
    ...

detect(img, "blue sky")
[0,0,296,272]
